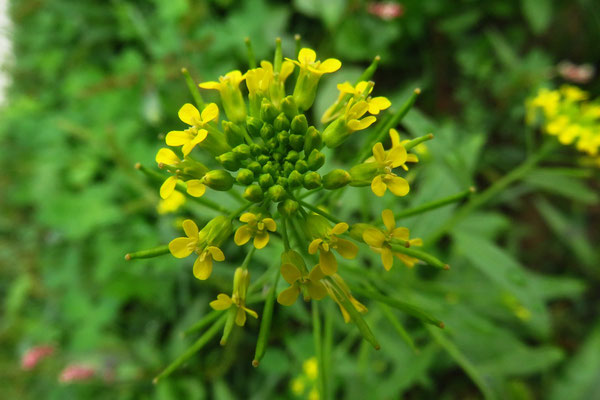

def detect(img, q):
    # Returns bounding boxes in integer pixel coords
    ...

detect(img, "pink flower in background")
[557,61,595,84]
[59,364,95,383]
[367,2,404,21]
[21,345,55,370]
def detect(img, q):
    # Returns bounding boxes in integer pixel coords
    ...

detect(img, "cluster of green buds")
[127,38,468,384]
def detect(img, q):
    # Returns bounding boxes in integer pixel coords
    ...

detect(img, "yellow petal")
[369,96,391,113]
[178,103,201,126]
[234,225,252,246]
[331,222,349,235]
[391,227,409,240]
[262,218,277,232]
[319,250,337,275]
[198,81,221,90]
[239,212,257,223]
[337,82,355,94]
[308,265,325,282]
[279,61,295,81]
[348,116,377,131]
[160,176,178,199]
[307,282,328,300]
[277,285,301,306]
[235,307,247,326]
[410,238,423,247]
[382,209,395,232]
[166,130,192,147]
[186,180,206,197]
[298,48,316,65]
[193,255,212,280]
[169,237,195,258]
[371,175,386,197]
[349,100,369,118]
[308,238,322,255]
[381,246,394,271]
[209,293,233,310]
[356,81,370,94]
[201,103,219,123]
[396,253,418,268]
[372,142,386,164]
[388,144,408,168]
[156,148,180,165]
[319,58,341,73]
[253,231,269,249]
[206,246,225,262]
[389,129,401,147]
[335,239,358,259]
[244,306,258,319]
[407,153,419,163]
[362,228,386,247]
[182,219,199,239]
[281,263,302,285]
[385,175,410,197]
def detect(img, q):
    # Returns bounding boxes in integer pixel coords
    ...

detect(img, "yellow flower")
[337,81,391,115]
[168,219,225,280]
[303,358,318,381]
[560,85,588,102]
[210,268,258,326]
[365,129,419,170]
[308,222,358,275]
[199,71,247,123]
[166,103,219,156]
[363,209,423,270]
[157,190,186,214]
[344,100,377,132]
[288,48,341,76]
[308,388,319,400]
[530,88,560,118]
[322,274,367,323]
[277,263,327,306]
[370,142,410,197]
[234,213,277,249]
[155,148,206,199]
[291,377,305,395]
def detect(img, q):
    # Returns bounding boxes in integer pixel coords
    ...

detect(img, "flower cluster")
[128,39,447,377]
[527,85,600,166]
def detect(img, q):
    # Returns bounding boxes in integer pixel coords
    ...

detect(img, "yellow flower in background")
[370,142,410,197]
[166,103,219,156]
[168,219,225,280]
[157,190,186,214]
[529,88,560,118]
[234,213,277,249]
[302,358,318,380]
[323,274,367,323]
[155,148,206,199]
[560,85,588,102]
[277,263,327,306]
[308,222,358,275]
[363,209,423,270]
[210,268,257,326]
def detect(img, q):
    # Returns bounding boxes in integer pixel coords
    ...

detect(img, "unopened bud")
[285,150,300,163]
[278,199,299,216]
[322,169,351,189]
[258,173,274,189]
[289,134,304,151]
[307,149,325,170]
[291,114,308,135]
[215,152,240,171]
[236,168,255,185]
[260,123,275,140]
[349,162,379,186]
[273,113,290,131]
[246,116,263,137]
[281,96,299,120]
[322,118,350,148]
[295,159,309,173]
[288,170,303,188]
[232,144,251,159]
[260,98,279,123]
[222,120,244,147]
[247,161,262,174]
[243,184,264,202]
[202,169,234,191]
[303,126,322,154]
[268,184,287,202]
[303,171,322,189]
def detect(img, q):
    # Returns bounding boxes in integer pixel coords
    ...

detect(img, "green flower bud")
[243,184,264,202]
[282,161,294,176]
[266,138,278,150]
[277,131,289,147]
[349,223,376,242]
[236,168,255,185]
[349,162,379,186]
[307,149,325,171]
[304,214,330,239]
[201,215,233,246]
[295,159,309,174]
[322,118,351,148]
[277,176,288,187]
[285,150,300,163]
[268,184,287,202]
[303,126,322,154]
[247,161,262,174]
[288,170,303,188]
[260,98,279,123]
[278,199,299,216]
[246,116,263,137]
[289,134,304,151]
[260,123,275,140]
[273,113,290,131]
[202,169,234,191]
[257,154,270,166]
[281,96,299,120]
[322,169,351,189]
[293,71,321,111]
[272,152,283,162]
[258,173,274,189]
[290,114,308,136]
[232,143,251,159]
[221,120,244,147]
[303,171,322,189]
[215,152,240,171]
[250,143,264,156]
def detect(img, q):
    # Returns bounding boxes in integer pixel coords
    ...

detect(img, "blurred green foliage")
[1,0,598,399]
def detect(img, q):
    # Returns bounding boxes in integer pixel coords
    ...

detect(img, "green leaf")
[523,168,599,204]
[521,0,553,34]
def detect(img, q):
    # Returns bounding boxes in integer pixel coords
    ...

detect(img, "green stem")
[244,37,256,69]
[240,247,256,270]
[298,200,342,224]
[312,301,327,400]
[294,34,301,57]
[404,133,434,151]
[356,55,381,83]
[153,313,227,383]
[425,140,556,245]
[274,37,282,73]
[396,188,475,219]
[253,268,280,366]
[389,244,449,270]
[124,244,169,260]
[280,216,291,251]
[181,68,205,109]
[182,309,224,336]
[380,304,418,353]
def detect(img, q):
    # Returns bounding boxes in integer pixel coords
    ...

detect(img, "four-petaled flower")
[155,148,206,199]
[370,142,410,197]
[288,48,341,77]
[308,222,358,275]
[278,263,327,306]
[363,209,423,270]
[166,103,219,156]
[337,81,391,115]
[234,213,277,249]
[365,129,419,171]
[210,268,258,326]
[344,100,377,132]
[169,219,225,280]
